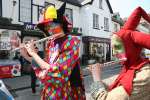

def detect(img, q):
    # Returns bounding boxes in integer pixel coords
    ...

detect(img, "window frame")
[114,23,118,32]
[99,0,103,9]
[38,5,45,21]
[0,0,2,17]
[104,17,109,31]
[93,13,100,30]
[65,8,73,24]
[44,2,55,8]
[19,0,33,23]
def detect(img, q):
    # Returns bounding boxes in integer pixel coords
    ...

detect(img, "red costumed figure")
[89,7,150,100]
[109,6,150,95]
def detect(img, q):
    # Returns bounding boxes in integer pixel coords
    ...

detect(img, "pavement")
[2,64,121,100]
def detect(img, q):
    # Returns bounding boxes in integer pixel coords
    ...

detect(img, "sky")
[109,0,150,18]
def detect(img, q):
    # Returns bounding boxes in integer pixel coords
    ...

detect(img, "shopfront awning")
[82,36,110,43]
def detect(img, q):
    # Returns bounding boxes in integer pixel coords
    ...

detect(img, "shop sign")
[24,23,39,31]
[83,36,110,43]
[0,40,11,50]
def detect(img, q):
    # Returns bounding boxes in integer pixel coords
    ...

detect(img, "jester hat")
[37,2,72,36]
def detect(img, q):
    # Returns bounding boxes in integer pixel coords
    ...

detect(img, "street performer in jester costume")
[88,7,150,100]
[20,2,86,100]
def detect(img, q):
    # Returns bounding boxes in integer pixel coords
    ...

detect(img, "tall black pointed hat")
[37,2,72,36]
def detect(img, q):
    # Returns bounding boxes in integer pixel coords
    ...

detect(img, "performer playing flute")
[20,2,85,100]
[89,7,150,100]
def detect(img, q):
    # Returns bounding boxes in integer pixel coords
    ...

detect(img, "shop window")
[19,0,32,23]
[93,13,99,29]
[99,0,103,9]
[38,6,44,21]
[97,43,104,58]
[89,42,104,62]
[0,29,21,59]
[65,8,73,24]
[104,17,109,31]
[32,4,38,22]
[37,2,55,21]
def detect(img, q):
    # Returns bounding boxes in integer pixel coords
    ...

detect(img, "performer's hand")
[20,43,28,57]
[38,70,47,79]
[25,40,37,56]
[88,63,102,82]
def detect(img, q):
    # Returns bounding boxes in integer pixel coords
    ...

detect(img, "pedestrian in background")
[20,43,40,94]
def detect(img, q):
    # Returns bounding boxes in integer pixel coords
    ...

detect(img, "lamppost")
[12,0,17,6]
[10,0,17,21]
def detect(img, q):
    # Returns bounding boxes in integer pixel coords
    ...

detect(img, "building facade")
[0,0,45,60]
[80,0,113,64]
[0,0,114,65]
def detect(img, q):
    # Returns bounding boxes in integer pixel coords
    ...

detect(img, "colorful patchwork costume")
[32,2,86,100]
[90,7,150,100]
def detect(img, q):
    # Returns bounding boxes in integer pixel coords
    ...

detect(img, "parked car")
[0,60,21,78]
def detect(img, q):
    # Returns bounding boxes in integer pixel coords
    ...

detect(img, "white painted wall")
[33,0,44,5]
[80,0,113,39]
[80,5,91,36]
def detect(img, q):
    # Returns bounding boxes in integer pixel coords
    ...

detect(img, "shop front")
[0,20,45,77]
[0,18,22,78]
[82,36,111,65]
